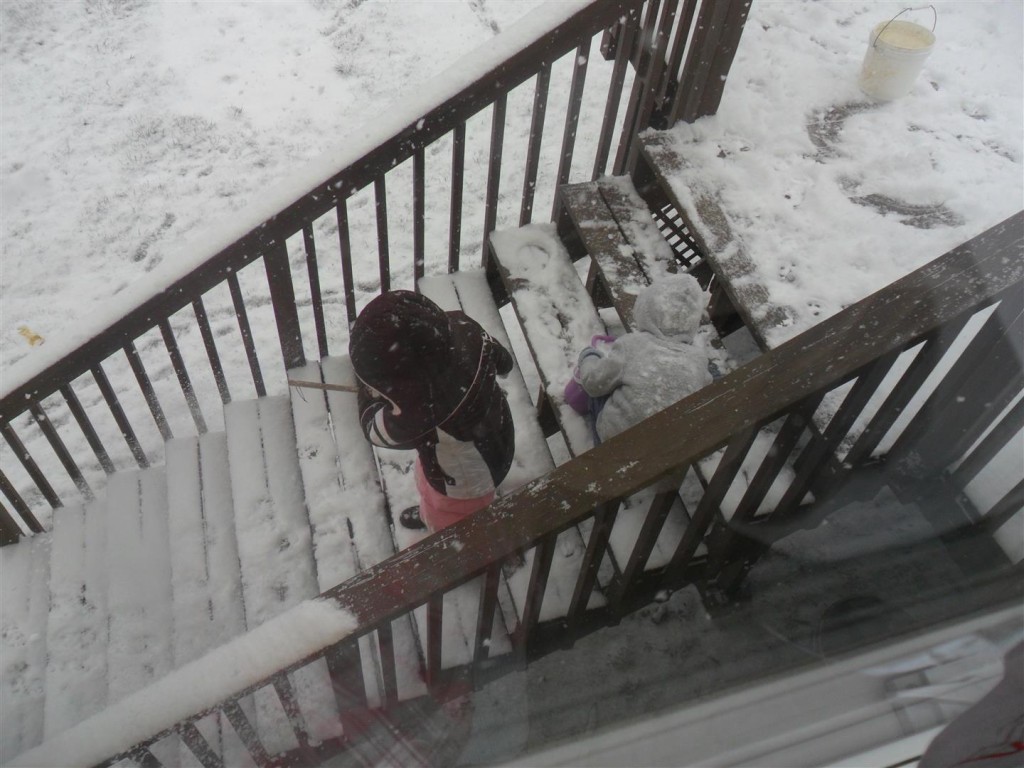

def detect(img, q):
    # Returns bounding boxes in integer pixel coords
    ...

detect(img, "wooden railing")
[16,213,1022,768]
[0,0,750,541]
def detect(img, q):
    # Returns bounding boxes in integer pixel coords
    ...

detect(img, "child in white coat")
[574,274,713,443]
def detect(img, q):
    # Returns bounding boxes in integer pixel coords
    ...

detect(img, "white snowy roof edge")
[12,598,358,768]
[1,0,596,400]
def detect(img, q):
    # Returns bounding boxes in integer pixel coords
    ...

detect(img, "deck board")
[43,501,108,738]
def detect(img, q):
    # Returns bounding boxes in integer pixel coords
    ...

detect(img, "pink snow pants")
[414,458,495,532]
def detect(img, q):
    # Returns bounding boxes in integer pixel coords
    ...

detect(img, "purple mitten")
[563,371,590,414]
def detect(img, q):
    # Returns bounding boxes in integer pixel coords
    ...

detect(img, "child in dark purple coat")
[349,290,515,532]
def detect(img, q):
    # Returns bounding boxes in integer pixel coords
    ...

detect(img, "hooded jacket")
[349,290,515,499]
[578,274,712,441]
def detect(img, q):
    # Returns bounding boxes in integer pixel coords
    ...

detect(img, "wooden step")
[43,501,108,738]
[292,358,427,708]
[165,433,250,766]
[488,223,608,458]
[106,468,174,702]
[487,224,707,569]
[166,433,247,665]
[557,176,679,329]
[224,396,334,753]
[0,532,50,762]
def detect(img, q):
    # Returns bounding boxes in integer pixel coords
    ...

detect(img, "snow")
[12,597,358,768]
[659,1,1023,348]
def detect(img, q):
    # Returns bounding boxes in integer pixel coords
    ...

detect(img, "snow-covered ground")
[1,0,545,373]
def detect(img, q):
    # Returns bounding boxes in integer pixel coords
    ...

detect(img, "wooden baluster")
[448,122,466,273]
[481,94,507,265]
[302,224,330,360]
[663,427,758,587]
[272,674,311,751]
[623,0,678,171]
[91,363,149,468]
[612,0,663,174]
[772,352,901,527]
[981,480,1024,536]
[227,273,266,398]
[377,621,399,707]
[28,401,92,500]
[568,500,621,626]
[705,398,823,577]
[426,593,444,689]
[0,496,23,545]
[324,640,368,740]
[886,308,1019,468]
[336,199,358,328]
[473,564,502,666]
[413,147,426,283]
[192,297,232,405]
[222,700,272,767]
[612,489,678,612]
[952,398,1024,490]
[60,383,115,474]
[127,746,164,768]
[592,11,639,180]
[158,320,208,435]
[1,466,40,535]
[179,722,225,768]
[1,419,61,511]
[923,304,1024,468]
[263,239,306,371]
[656,0,699,110]
[373,177,391,293]
[516,532,557,651]
[843,318,971,467]
[124,341,173,441]
[550,42,591,221]
[520,63,551,226]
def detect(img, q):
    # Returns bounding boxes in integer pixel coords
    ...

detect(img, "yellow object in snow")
[17,325,45,346]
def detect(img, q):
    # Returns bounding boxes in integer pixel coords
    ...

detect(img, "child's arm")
[356,381,424,450]
[577,342,626,397]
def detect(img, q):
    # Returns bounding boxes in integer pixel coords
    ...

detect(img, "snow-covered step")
[488,224,606,458]
[290,358,426,707]
[224,395,337,753]
[43,500,108,738]
[557,176,679,329]
[420,269,606,629]
[166,433,247,666]
[488,225,698,572]
[106,468,174,703]
[0,533,50,762]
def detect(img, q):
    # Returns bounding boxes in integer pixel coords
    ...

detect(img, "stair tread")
[106,468,174,702]
[559,176,678,329]
[43,500,108,738]
[294,358,427,707]
[0,533,50,762]
[489,223,606,459]
[488,224,703,573]
[224,395,331,752]
[166,433,246,667]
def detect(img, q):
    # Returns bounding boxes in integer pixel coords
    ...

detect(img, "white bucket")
[858,17,936,101]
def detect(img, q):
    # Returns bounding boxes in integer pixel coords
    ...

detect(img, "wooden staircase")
[0,187,672,763]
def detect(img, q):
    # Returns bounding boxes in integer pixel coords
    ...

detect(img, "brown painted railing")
[16,212,1022,768]
[0,0,749,541]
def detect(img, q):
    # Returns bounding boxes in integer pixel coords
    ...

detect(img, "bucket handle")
[873,5,937,48]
